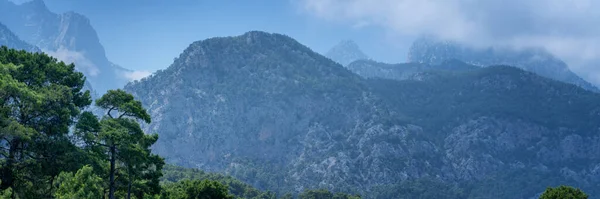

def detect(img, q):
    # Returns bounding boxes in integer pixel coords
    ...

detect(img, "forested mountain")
[325,40,369,66]
[0,0,132,93]
[125,31,600,198]
[3,47,357,199]
[408,36,598,92]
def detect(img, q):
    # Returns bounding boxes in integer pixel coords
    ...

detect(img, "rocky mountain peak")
[21,0,47,9]
[325,39,369,66]
[0,1,133,93]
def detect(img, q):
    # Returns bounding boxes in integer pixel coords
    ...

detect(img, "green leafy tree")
[75,89,161,199]
[161,180,234,199]
[299,189,360,199]
[280,193,293,199]
[0,181,12,199]
[0,189,11,199]
[333,193,361,199]
[54,165,104,199]
[123,154,164,199]
[539,185,588,199]
[0,47,91,197]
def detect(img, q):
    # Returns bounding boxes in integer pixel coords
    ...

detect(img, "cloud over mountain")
[122,70,152,81]
[299,0,600,84]
[45,47,100,77]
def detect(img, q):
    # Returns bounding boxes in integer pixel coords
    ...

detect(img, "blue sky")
[35,0,409,72]
[8,0,600,85]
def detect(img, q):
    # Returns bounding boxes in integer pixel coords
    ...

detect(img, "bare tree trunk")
[127,169,132,199]
[108,145,116,199]
[1,139,19,190]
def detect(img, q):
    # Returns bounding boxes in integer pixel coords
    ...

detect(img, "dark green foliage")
[539,185,588,199]
[299,189,333,199]
[0,47,166,198]
[80,89,162,199]
[280,193,293,199]
[368,178,464,199]
[0,46,91,197]
[298,189,360,199]
[96,89,151,123]
[54,165,104,199]
[160,179,234,199]
[162,164,275,199]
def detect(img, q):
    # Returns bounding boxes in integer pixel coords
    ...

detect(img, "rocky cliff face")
[125,31,600,198]
[407,37,598,92]
[325,40,369,66]
[0,0,131,93]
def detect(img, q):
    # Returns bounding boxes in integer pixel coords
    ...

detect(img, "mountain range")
[124,31,600,198]
[407,36,598,91]
[0,0,133,93]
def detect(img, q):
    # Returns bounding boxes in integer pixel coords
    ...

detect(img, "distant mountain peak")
[408,36,599,91]
[325,39,369,66]
[337,40,360,48]
[0,0,133,93]
[21,0,48,10]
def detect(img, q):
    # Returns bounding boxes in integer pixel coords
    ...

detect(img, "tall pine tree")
[75,89,162,199]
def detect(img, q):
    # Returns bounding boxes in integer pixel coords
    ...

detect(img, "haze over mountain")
[407,37,598,91]
[325,40,369,66]
[301,0,600,87]
[125,31,600,198]
[0,0,138,93]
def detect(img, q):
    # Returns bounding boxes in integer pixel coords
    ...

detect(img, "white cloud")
[45,47,100,77]
[299,0,600,81]
[122,70,152,81]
